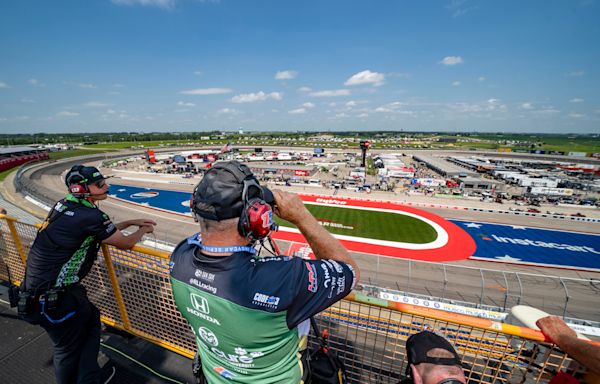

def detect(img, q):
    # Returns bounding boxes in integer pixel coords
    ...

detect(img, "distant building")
[0,146,49,172]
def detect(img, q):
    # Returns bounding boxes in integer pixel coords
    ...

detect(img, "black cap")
[192,161,263,221]
[406,331,461,372]
[65,165,109,187]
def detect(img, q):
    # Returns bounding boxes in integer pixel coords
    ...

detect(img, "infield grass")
[275,204,438,243]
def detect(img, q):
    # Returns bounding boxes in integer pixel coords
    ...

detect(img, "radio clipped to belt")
[39,287,76,324]
[17,290,35,317]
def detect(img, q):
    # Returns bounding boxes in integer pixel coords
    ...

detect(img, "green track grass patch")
[275,204,438,244]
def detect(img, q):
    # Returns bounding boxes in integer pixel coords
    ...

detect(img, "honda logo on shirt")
[191,293,210,314]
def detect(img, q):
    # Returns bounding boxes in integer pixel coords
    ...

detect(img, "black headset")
[191,162,277,242]
[237,176,276,241]
[65,165,89,196]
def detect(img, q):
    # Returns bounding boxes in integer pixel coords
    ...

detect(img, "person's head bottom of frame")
[400,331,466,384]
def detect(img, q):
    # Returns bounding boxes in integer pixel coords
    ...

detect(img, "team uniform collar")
[65,193,96,208]
[186,233,257,255]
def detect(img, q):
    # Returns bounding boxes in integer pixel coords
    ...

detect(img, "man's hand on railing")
[537,316,600,375]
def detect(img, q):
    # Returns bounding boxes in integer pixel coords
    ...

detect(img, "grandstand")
[0,146,49,172]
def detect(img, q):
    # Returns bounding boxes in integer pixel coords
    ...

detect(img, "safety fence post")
[502,271,509,311]
[516,273,523,305]
[407,259,412,292]
[479,269,485,307]
[442,264,448,300]
[560,278,570,319]
[5,217,27,265]
[101,244,131,330]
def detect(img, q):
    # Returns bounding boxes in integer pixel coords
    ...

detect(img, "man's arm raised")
[272,189,360,283]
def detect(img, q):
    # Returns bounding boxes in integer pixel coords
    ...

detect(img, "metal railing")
[1,215,598,383]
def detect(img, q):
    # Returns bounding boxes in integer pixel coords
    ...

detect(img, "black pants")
[26,285,102,384]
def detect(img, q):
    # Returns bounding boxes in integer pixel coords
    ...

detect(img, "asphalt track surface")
[19,159,600,323]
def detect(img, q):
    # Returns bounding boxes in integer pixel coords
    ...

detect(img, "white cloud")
[231,91,282,103]
[0,81,10,88]
[357,113,369,118]
[309,89,350,97]
[288,108,306,114]
[177,101,196,107]
[297,86,312,93]
[533,107,560,115]
[448,0,478,18]
[374,101,406,113]
[84,101,109,107]
[179,87,232,95]
[217,108,238,114]
[520,102,534,110]
[29,78,46,87]
[346,101,357,107]
[477,76,486,82]
[20,98,35,103]
[56,111,79,117]
[275,70,298,80]
[344,70,385,87]
[64,81,96,89]
[566,70,585,77]
[439,56,464,66]
[302,102,315,109]
[106,109,117,114]
[112,83,126,88]
[568,113,585,118]
[111,0,176,9]
[569,98,584,103]
[193,70,203,76]
[452,81,461,86]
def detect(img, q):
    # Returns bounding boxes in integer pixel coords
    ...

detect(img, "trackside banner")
[455,220,600,271]
[379,292,508,321]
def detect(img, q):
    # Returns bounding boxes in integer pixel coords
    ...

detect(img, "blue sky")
[1,0,599,134]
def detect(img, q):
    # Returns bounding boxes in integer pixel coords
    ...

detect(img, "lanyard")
[186,233,257,255]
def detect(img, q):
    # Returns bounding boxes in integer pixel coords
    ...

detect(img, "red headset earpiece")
[239,197,276,241]
[69,184,88,195]
[238,178,276,241]
[66,166,89,197]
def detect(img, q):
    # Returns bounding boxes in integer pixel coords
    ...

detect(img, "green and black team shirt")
[24,194,117,292]
[169,234,356,384]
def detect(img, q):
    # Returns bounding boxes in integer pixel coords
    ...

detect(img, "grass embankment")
[275,204,438,243]
[49,148,114,160]
[0,168,17,182]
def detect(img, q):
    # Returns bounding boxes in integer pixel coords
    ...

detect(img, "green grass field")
[275,204,438,243]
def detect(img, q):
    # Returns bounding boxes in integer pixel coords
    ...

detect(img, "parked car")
[527,208,541,213]
[571,212,586,217]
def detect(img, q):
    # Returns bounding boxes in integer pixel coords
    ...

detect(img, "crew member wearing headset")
[170,161,360,384]
[20,164,156,384]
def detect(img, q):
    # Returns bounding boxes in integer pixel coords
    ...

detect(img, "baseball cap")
[192,161,264,221]
[65,165,109,187]
[406,331,461,372]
